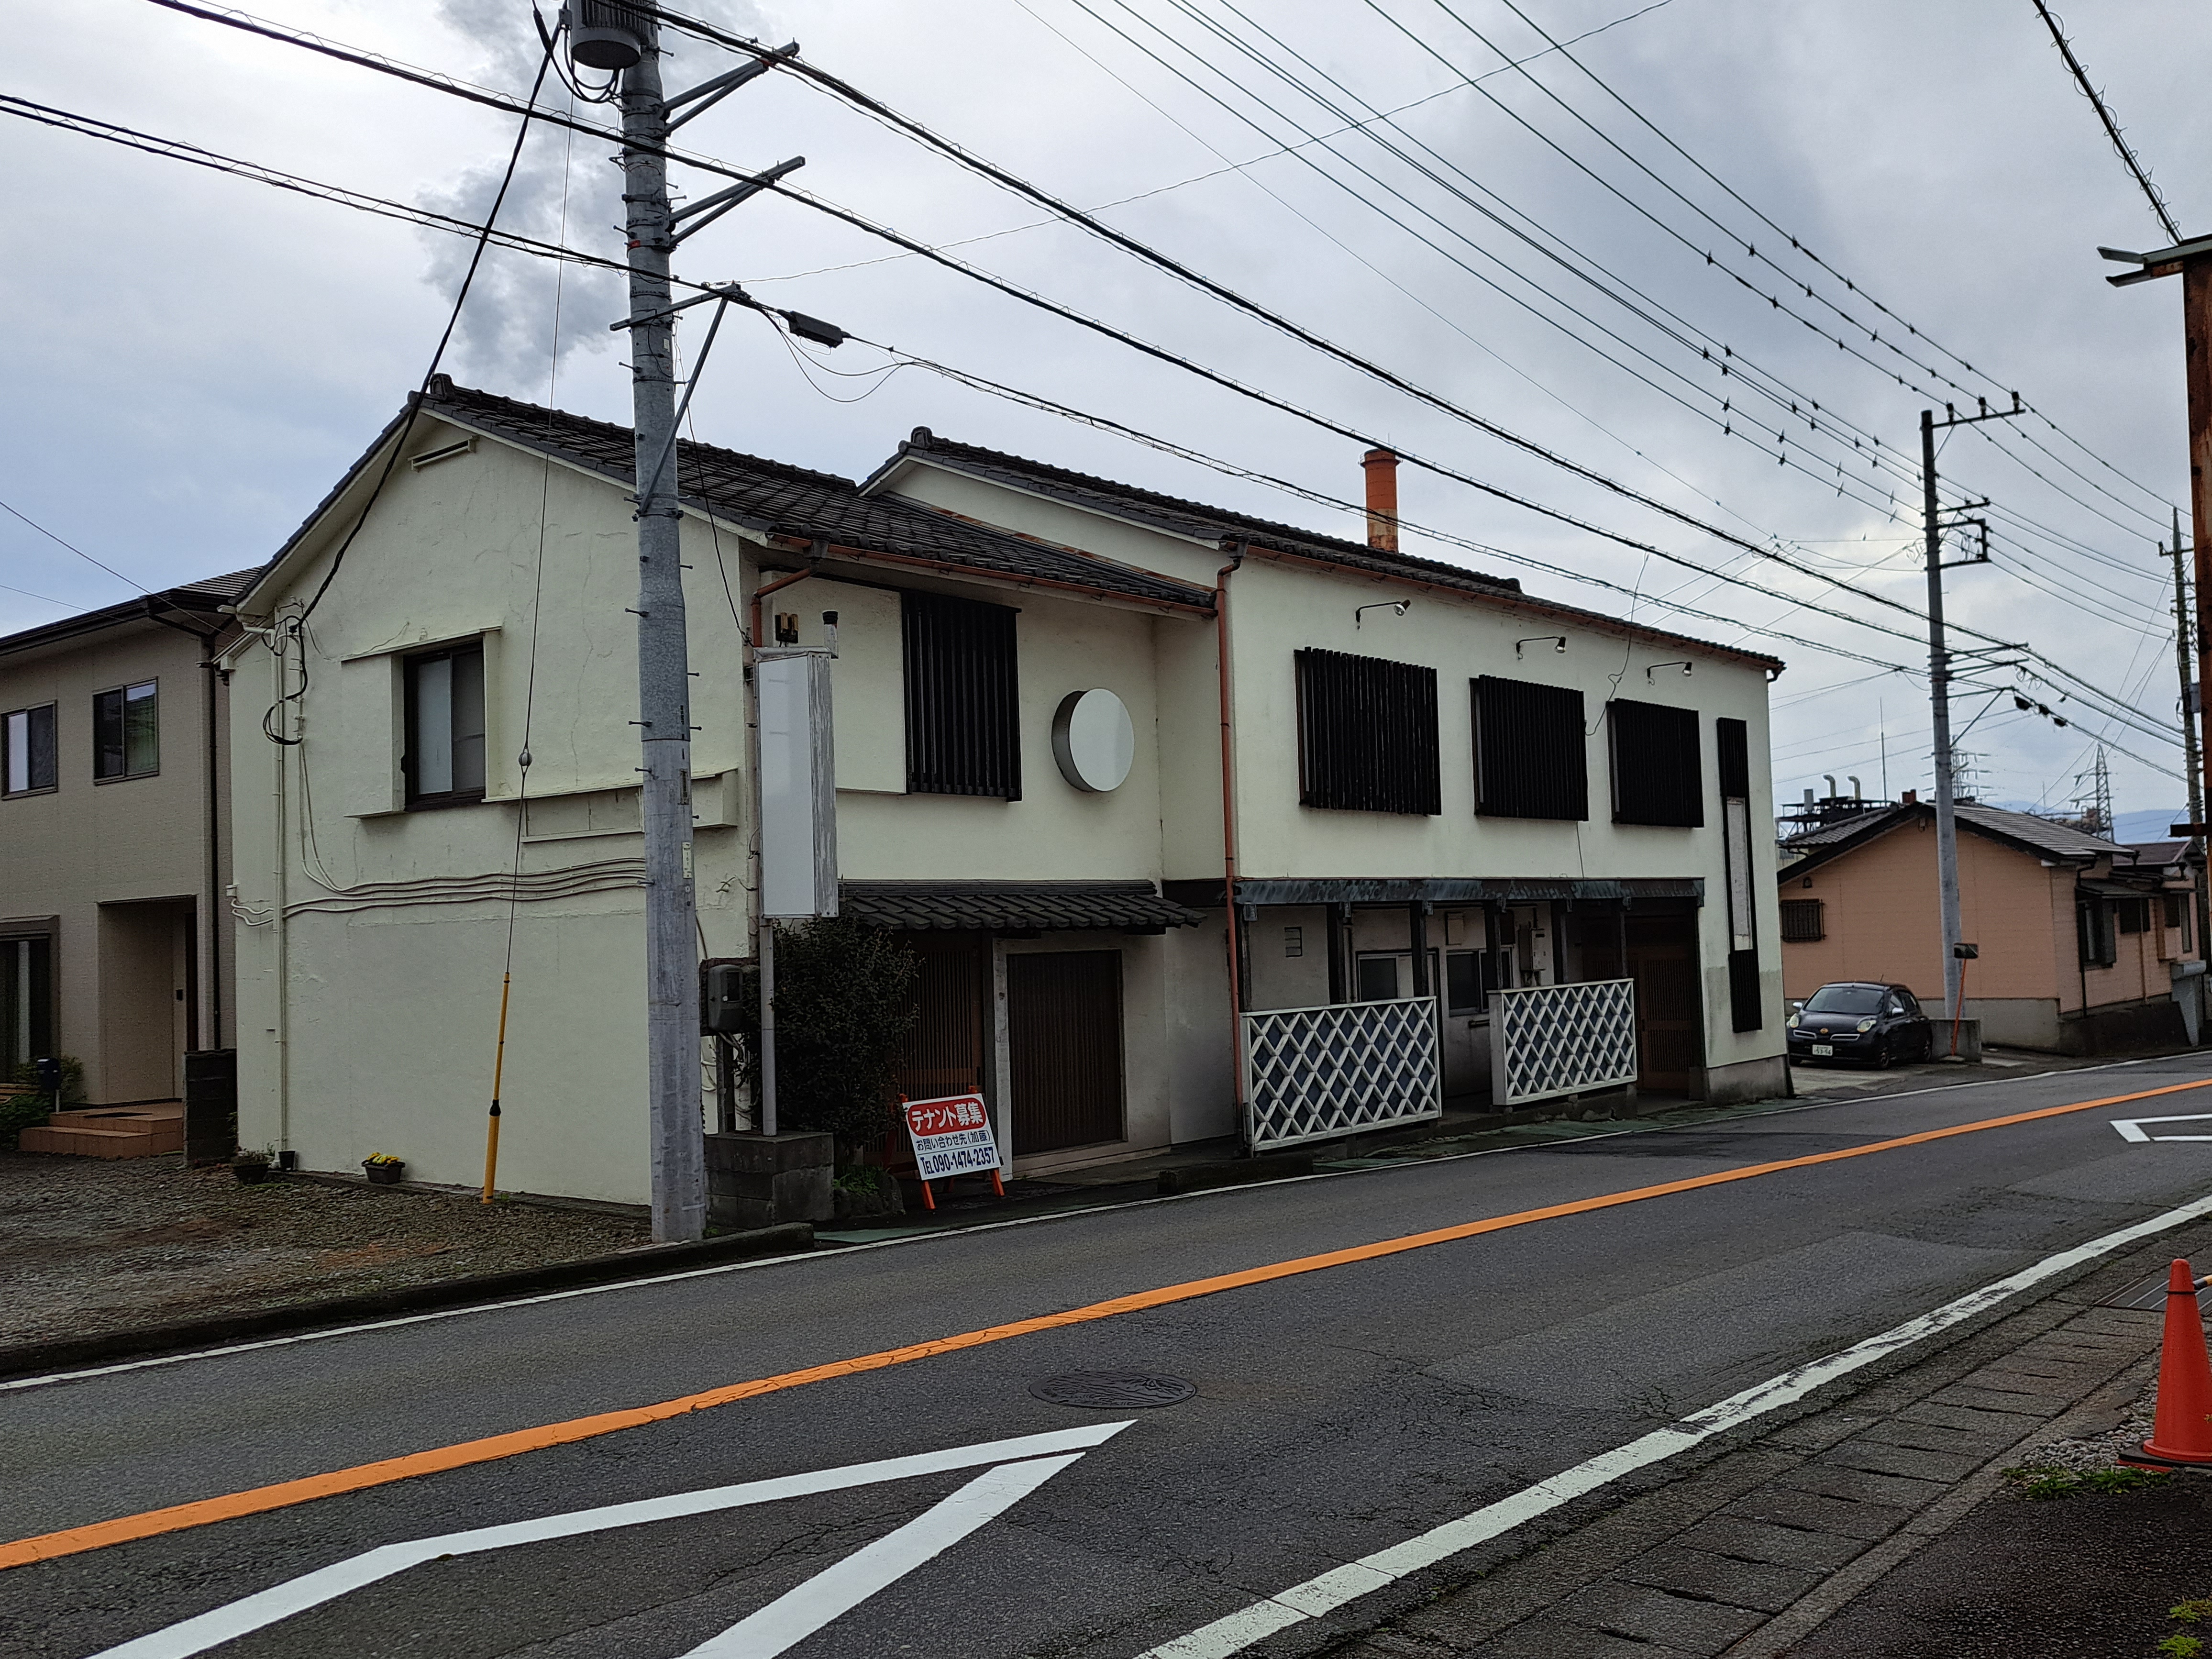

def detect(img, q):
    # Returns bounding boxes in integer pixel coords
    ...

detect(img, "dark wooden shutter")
[903,591,1021,799]
[1472,676,1587,819]
[1008,951,1124,1152]
[1780,899,1824,941]
[1608,699,1703,826]
[1294,648,1440,815]
[890,933,988,1102]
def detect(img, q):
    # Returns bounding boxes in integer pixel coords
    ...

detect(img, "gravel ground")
[0,1152,649,1347]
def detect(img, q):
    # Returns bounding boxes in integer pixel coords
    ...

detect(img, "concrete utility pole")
[2170,522,2212,962]
[1921,410,1963,1023]
[618,17,706,1243]
[1919,399,2020,1022]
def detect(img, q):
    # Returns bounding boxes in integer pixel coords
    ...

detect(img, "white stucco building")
[223,378,1787,1204]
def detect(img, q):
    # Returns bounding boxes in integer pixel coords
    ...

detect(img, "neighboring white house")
[223,377,1787,1205]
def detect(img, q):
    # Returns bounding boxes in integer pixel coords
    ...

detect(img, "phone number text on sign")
[903,1093,1003,1178]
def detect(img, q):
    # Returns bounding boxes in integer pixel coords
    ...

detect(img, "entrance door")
[1008,950,1124,1154]
[96,898,194,1103]
[1625,909,1702,1093]
[891,934,988,1103]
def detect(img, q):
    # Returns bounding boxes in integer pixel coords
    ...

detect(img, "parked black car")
[1786,981,1934,1068]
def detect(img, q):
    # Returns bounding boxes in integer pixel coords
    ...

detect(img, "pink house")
[1778,801,2201,1052]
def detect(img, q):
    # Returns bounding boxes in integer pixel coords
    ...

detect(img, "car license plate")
[1811,1044,1834,1056]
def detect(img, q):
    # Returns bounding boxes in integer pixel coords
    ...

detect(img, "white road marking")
[1138,1183,2212,1659]
[681,1455,1083,1658]
[86,1423,1130,1659]
[1,1054,2174,1398]
[2112,1113,2212,1143]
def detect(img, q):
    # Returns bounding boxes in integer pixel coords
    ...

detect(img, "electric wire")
[91,1,2193,744]
[137,0,2131,692]
[1457,0,2178,520]
[0,496,149,594]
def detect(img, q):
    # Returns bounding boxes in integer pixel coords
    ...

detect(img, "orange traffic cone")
[2128,1260,2212,1470]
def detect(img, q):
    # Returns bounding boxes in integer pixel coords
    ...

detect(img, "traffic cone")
[2129,1260,2212,1469]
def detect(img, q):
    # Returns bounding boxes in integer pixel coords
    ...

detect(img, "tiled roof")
[840,880,1204,933]
[422,383,1213,613]
[884,430,1785,669]
[1783,800,2133,870]
[0,568,263,658]
[889,427,1523,595]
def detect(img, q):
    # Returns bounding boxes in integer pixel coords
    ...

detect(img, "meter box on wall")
[756,649,838,918]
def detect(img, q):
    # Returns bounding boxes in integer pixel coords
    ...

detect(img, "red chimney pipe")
[1362,448,1399,553]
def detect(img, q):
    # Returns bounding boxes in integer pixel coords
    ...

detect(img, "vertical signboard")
[757,649,838,918]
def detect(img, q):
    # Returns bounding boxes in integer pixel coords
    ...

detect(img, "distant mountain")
[2114,807,2190,844]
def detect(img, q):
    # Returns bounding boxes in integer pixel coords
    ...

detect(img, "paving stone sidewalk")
[1325,1222,2212,1659]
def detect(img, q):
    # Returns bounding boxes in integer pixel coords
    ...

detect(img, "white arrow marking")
[2112,1113,2212,1142]
[89,1422,1131,1659]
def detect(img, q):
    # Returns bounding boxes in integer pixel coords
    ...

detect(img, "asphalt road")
[10,1054,2212,1659]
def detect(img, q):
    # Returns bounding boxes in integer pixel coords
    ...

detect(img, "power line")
[2029,0,2181,243]
[0,497,147,593]
[1457,0,2176,519]
[95,2,2188,737]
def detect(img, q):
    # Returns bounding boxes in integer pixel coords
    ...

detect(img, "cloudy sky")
[5,0,2208,827]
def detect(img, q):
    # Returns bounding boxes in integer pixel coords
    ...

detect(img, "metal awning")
[839,880,1205,933]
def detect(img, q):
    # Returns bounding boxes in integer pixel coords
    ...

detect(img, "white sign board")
[903,1093,1002,1179]
[757,649,838,918]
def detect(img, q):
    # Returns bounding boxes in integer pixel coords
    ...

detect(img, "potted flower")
[362,1152,406,1186]
[232,1147,273,1186]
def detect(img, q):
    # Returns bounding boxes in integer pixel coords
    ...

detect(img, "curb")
[1157,1153,1315,1195]
[0,1222,814,1382]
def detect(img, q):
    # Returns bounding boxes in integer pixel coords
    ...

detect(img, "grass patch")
[2002,1464,2168,1501]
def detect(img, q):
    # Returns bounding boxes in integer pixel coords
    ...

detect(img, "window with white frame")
[402,643,486,807]
[4,704,57,795]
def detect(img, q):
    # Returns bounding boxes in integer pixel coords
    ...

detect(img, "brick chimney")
[1362,448,1399,553]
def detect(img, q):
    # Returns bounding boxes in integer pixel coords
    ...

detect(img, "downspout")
[1216,542,1248,1145]
[145,602,226,1051]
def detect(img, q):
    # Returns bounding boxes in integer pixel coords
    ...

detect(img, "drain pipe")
[1216,542,1249,1148]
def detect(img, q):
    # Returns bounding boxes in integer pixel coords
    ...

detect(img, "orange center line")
[5,1072,2206,1573]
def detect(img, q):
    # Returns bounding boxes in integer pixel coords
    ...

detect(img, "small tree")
[735,918,918,1154]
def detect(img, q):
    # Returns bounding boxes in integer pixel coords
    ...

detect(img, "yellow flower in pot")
[362,1152,406,1186]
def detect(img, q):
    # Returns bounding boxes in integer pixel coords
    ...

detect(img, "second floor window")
[1607,698,1703,827]
[1295,648,1440,815]
[404,644,486,806]
[3,704,56,795]
[1472,675,1586,819]
[904,590,1021,799]
[93,681,158,781]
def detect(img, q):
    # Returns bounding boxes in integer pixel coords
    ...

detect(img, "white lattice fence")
[1489,978,1637,1106]
[1241,996,1442,1152]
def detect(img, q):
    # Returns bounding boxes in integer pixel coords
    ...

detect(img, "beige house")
[1778,800,2202,1051]
[0,574,247,1147]
[221,379,1787,1206]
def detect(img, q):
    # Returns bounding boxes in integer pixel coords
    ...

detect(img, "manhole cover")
[1029,1371,1195,1409]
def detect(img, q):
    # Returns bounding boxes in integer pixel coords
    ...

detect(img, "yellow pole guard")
[482,972,512,1203]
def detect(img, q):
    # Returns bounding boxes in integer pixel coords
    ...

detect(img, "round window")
[1051,688,1135,793]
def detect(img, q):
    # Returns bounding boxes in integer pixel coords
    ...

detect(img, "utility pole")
[616,17,706,1244]
[565,5,804,1239]
[2104,244,2212,1007]
[1921,398,2020,1024]
[2169,522,2212,964]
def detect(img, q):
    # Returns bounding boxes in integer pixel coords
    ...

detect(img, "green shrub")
[732,917,918,1152]
[3,1055,86,1150]
[11,1054,86,1106]
[2158,1635,2202,1657]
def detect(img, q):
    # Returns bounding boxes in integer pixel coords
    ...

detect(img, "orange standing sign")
[901,1092,1005,1208]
